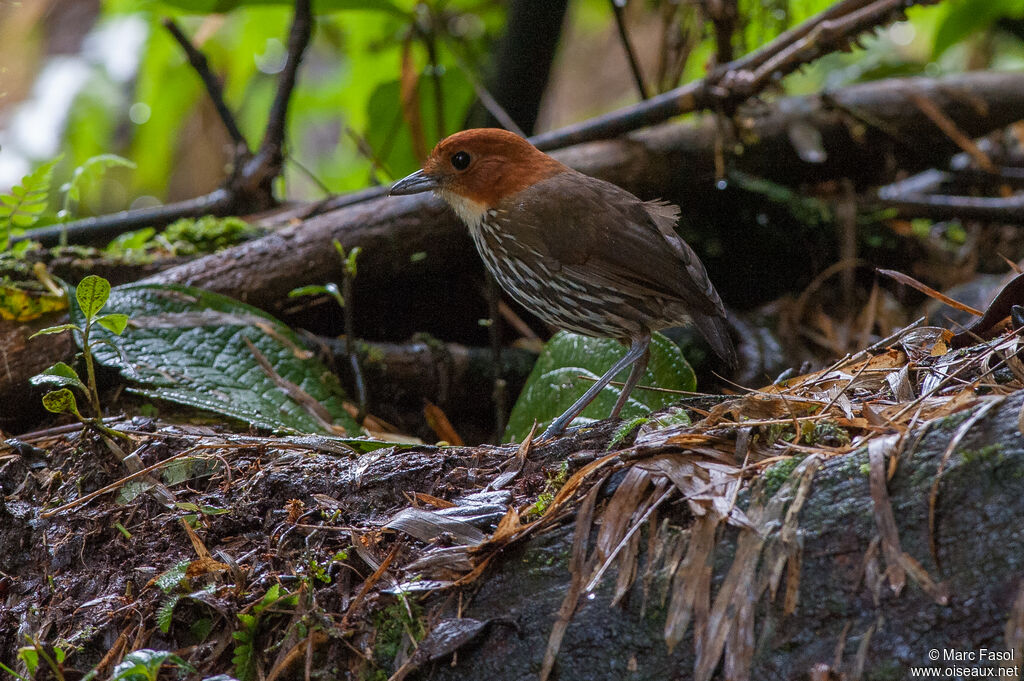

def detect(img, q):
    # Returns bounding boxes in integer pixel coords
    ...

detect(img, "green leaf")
[111,649,193,681]
[157,595,181,634]
[106,228,156,255]
[155,559,191,593]
[96,313,129,335]
[504,332,696,442]
[30,362,87,394]
[288,285,333,298]
[41,389,82,418]
[73,282,362,435]
[29,323,79,338]
[0,157,61,244]
[76,275,111,320]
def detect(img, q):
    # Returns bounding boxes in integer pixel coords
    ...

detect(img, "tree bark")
[414,390,1024,680]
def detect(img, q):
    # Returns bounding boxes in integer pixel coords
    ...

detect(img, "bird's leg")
[541,333,651,439]
[609,337,650,420]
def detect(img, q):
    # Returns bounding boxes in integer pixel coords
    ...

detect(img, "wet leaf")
[0,284,67,322]
[73,283,362,435]
[75,275,111,320]
[41,389,82,418]
[30,362,87,394]
[505,331,696,442]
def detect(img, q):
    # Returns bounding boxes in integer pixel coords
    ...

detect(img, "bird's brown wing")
[508,172,726,317]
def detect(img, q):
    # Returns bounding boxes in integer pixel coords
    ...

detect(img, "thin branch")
[531,0,938,150]
[259,0,313,160]
[18,190,233,246]
[610,0,649,100]
[446,38,526,137]
[162,18,248,151]
[706,0,738,65]
[874,193,1024,223]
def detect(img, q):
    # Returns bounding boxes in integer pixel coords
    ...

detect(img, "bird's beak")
[389,169,440,196]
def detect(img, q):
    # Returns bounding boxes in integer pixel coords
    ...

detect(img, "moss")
[608,417,648,449]
[833,449,870,479]
[762,456,805,497]
[935,411,970,431]
[959,443,1007,465]
[371,594,426,671]
[524,461,570,520]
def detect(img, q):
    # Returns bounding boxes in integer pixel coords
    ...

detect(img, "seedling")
[30,275,128,434]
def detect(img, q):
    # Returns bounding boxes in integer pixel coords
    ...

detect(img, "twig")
[706,0,738,65]
[259,0,312,161]
[39,444,206,517]
[610,0,649,100]
[907,91,996,172]
[531,0,938,150]
[420,26,446,143]
[874,192,1024,223]
[162,18,248,150]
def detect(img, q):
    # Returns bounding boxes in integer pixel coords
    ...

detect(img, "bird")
[390,128,735,439]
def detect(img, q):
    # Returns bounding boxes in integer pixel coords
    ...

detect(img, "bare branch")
[162,18,248,151]
[610,0,649,100]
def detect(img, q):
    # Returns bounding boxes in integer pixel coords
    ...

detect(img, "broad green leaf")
[76,275,111,319]
[0,157,61,242]
[30,323,79,338]
[97,313,129,335]
[74,282,362,435]
[365,68,477,180]
[111,649,193,681]
[42,389,82,418]
[30,363,87,394]
[504,332,696,442]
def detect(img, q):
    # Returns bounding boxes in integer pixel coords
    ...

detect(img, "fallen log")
[416,390,1024,680]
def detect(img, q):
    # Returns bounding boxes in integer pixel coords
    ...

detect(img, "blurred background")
[2,0,1021,216]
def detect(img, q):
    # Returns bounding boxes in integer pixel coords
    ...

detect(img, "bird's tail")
[691,312,737,368]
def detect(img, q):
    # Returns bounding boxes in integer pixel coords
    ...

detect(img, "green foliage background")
[4,0,1023,217]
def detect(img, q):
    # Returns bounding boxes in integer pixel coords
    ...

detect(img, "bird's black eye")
[451,151,471,171]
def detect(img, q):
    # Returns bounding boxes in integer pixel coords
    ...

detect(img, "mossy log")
[414,391,1024,680]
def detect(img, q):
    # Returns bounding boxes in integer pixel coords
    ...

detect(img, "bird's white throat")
[439,190,488,229]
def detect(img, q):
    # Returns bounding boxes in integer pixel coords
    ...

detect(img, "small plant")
[288,239,361,309]
[0,154,135,254]
[290,239,366,417]
[109,649,193,681]
[232,584,299,681]
[0,636,68,681]
[524,460,571,520]
[0,157,61,256]
[30,274,128,431]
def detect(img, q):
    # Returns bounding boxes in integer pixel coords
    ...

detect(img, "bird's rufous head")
[389,129,566,218]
